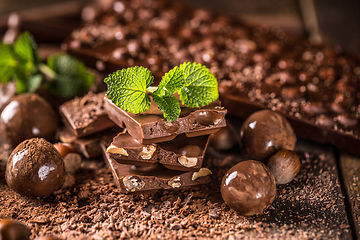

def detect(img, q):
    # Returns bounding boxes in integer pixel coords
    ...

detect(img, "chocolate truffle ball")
[240,110,296,162]
[0,219,31,240]
[6,138,65,197]
[0,93,58,147]
[221,160,276,216]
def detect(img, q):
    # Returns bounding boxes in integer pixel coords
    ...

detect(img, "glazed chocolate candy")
[0,219,31,240]
[6,138,65,197]
[0,93,58,147]
[221,160,276,216]
[240,110,296,163]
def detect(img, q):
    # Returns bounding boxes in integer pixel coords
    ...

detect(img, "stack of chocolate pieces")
[101,95,227,194]
[59,91,228,194]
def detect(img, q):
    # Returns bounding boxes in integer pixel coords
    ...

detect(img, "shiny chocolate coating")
[221,160,276,216]
[0,93,58,147]
[6,138,65,197]
[240,110,296,162]
[0,219,31,240]
[209,126,237,151]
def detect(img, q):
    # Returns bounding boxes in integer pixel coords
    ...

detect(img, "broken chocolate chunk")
[105,96,227,144]
[107,131,209,171]
[60,92,116,138]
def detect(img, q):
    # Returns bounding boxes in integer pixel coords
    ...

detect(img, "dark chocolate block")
[60,92,116,138]
[105,96,227,144]
[63,0,360,155]
[60,126,121,158]
[100,140,212,194]
[107,131,209,171]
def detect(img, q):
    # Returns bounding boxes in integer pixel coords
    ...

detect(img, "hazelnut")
[122,176,145,192]
[192,168,212,180]
[63,153,82,174]
[140,145,157,159]
[267,150,301,184]
[221,160,276,216]
[194,110,223,126]
[0,219,31,240]
[107,145,129,156]
[168,176,182,188]
[178,156,198,167]
[53,143,77,158]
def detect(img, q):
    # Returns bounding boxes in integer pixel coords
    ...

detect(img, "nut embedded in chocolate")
[0,93,58,147]
[5,138,65,197]
[221,160,276,216]
[0,219,31,240]
[240,110,296,163]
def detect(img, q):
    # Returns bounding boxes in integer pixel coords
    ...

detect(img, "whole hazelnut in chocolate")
[0,93,58,147]
[221,160,276,216]
[240,110,296,162]
[268,150,301,184]
[0,219,31,240]
[6,138,65,197]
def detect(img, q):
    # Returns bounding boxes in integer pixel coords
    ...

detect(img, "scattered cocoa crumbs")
[0,132,351,239]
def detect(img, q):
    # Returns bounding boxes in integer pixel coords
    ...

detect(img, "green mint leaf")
[152,93,180,122]
[156,66,184,95]
[0,43,17,83]
[105,66,153,113]
[151,66,184,122]
[14,72,27,93]
[13,32,35,77]
[46,54,94,98]
[27,74,42,93]
[179,62,218,108]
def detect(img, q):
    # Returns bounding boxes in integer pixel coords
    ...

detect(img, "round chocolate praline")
[240,110,296,163]
[0,93,58,147]
[0,219,31,240]
[6,138,65,197]
[221,160,276,216]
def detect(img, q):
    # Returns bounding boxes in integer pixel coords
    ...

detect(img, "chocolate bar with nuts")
[100,140,212,194]
[60,92,116,138]
[105,96,227,144]
[107,131,209,171]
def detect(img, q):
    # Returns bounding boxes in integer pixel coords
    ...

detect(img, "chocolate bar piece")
[60,127,121,158]
[107,131,209,171]
[100,140,212,194]
[105,96,227,144]
[60,92,116,138]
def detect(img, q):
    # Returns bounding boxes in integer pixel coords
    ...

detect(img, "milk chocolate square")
[106,131,209,171]
[100,140,212,194]
[105,96,227,144]
[60,92,116,138]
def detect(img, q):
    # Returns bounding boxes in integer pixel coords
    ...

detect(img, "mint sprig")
[0,31,94,98]
[105,62,218,122]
